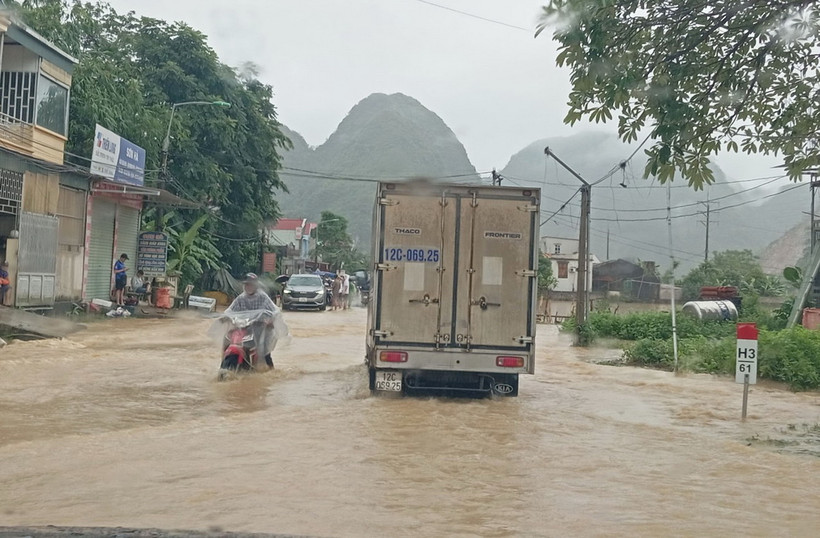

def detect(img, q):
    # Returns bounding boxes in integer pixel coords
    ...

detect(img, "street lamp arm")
[173,100,232,108]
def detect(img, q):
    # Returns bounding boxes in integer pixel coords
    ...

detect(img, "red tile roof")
[270,218,318,233]
[271,218,305,231]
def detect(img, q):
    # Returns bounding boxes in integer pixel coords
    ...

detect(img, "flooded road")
[1,308,819,537]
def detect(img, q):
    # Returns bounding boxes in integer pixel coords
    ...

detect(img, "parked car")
[282,274,327,311]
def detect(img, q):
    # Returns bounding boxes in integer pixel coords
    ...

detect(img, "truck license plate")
[375,371,402,391]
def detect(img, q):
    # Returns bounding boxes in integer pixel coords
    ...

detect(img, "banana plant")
[165,213,222,286]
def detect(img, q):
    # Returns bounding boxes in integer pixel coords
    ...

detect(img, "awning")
[91,181,199,208]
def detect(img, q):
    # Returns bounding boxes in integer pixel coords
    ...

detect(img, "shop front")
[83,181,144,302]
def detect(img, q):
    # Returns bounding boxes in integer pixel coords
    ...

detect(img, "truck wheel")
[368,367,376,391]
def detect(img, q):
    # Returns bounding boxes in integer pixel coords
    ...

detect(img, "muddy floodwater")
[1,308,819,537]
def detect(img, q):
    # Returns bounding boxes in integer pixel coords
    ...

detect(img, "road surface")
[1,308,819,536]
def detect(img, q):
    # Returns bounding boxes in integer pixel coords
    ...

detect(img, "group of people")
[112,253,151,306]
[330,270,354,310]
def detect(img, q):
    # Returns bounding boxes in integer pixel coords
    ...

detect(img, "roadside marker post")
[736,323,758,420]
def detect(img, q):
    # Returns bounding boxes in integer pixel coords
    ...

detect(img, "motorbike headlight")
[283,289,292,294]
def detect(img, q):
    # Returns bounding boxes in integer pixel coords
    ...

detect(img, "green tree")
[680,249,770,300]
[536,1,820,187]
[164,212,222,287]
[312,211,367,270]
[537,254,557,296]
[12,0,290,276]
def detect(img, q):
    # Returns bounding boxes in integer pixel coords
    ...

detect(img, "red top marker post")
[737,322,758,341]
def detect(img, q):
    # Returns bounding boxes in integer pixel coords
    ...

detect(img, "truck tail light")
[380,351,408,363]
[496,356,524,368]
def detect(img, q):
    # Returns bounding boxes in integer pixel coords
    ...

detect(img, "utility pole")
[811,181,815,254]
[606,228,610,260]
[698,195,717,262]
[159,100,231,231]
[544,147,591,340]
[704,197,710,262]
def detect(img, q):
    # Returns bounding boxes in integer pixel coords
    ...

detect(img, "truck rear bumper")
[369,346,532,374]
[369,367,519,396]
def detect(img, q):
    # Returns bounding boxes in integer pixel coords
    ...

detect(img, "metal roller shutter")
[116,206,140,272]
[16,211,58,306]
[86,198,115,300]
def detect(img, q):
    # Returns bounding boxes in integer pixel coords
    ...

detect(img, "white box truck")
[366,181,540,396]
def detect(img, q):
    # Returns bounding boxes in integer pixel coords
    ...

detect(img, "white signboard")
[90,124,119,179]
[90,124,146,186]
[735,338,758,384]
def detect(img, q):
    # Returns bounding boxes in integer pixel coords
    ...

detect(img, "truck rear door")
[455,191,537,356]
[374,184,538,369]
[375,186,456,346]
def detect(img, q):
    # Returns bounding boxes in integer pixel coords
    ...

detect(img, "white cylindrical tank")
[681,300,738,321]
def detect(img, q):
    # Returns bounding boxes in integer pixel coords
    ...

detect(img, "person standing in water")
[113,253,129,306]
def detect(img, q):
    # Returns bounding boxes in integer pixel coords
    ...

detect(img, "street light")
[160,100,232,187]
[313,218,344,264]
[157,100,231,230]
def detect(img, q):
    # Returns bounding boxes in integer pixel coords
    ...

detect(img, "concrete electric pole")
[544,147,591,340]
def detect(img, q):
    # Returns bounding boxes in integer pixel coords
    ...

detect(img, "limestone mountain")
[501,131,807,273]
[276,93,807,273]
[277,93,479,248]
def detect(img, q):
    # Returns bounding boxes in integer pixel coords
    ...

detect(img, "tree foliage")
[10,0,290,277]
[312,211,367,270]
[164,212,221,287]
[538,254,557,295]
[679,249,783,299]
[537,0,820,188]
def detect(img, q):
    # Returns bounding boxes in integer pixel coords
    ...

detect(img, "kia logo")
[494,383,514,394]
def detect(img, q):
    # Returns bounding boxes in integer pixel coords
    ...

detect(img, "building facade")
[0,14,77,307]
[541,235,597,294]
[264,217,317,275]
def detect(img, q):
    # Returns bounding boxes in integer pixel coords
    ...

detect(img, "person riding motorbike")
[224,273,284,368]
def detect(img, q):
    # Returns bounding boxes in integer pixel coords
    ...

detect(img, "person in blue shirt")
[0,261,10,306]
[113,253,129,306]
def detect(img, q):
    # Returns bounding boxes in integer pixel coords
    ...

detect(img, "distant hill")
[277,93,479,247]
[760,220,810,275]
[501,131,807,273]
[275,94,809,273]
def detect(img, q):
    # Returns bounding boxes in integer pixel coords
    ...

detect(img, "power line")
[540,188,581,226]
[533,174,788,217]
[506,172,788,190]
[591,133,653,187]
[281,166,486,183]
[412,0,531,32]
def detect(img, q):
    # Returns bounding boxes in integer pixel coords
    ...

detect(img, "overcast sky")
[104,0,777,181]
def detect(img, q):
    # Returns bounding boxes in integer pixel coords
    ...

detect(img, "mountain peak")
[277,92,479,246]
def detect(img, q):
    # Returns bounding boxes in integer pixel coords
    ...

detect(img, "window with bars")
[0,168,22,216]
[0,71,36,124]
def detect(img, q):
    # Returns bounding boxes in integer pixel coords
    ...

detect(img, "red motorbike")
[216,310,274,381]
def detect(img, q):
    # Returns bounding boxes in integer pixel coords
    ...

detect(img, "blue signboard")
[116,138,146,186]
[90,124,146,186]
